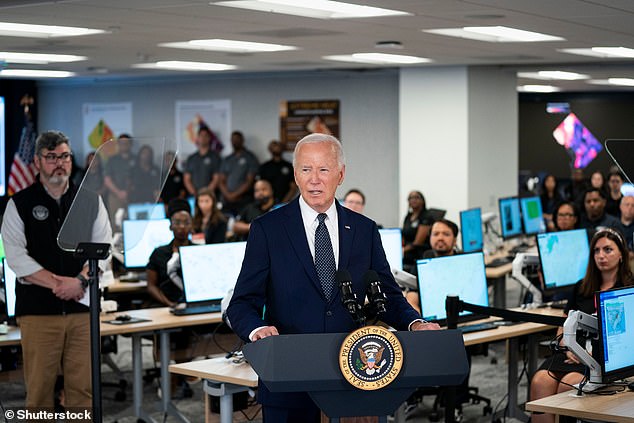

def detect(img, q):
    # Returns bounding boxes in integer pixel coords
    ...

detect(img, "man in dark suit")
[227,133,439,422]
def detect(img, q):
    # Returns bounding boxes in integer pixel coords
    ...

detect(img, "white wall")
[399,66,518,225]
[37,70,401,226]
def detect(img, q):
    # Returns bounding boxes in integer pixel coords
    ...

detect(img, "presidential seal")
[339,325,403,391]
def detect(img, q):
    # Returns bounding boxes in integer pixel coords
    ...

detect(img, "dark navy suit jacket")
[226,197,421,407]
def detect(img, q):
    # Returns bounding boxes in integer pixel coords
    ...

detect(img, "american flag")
[8,96,37,195]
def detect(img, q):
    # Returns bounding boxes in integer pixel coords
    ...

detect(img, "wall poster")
[280,100,340,151]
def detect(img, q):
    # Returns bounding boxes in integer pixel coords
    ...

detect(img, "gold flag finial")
[20,94,34,114]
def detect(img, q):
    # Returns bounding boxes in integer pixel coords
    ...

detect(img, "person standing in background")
[218,131,259,216]
[103,133,135,225]
[183,126,222,197]
[257,140,297,204]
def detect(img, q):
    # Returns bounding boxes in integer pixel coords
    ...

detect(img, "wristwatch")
[77,274,89,290]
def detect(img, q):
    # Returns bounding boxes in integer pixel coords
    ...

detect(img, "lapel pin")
[345,225,351,230]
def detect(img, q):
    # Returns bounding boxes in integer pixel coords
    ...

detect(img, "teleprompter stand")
[243,330,468,421]
[74,242,110,423]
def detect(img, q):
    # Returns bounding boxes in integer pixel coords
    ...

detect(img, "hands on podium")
[252,326,279,341]
[410,320,441,331]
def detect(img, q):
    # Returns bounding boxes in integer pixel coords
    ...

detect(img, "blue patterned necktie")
[315,213,336,300]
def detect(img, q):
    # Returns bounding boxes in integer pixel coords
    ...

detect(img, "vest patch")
[32,205,49,221]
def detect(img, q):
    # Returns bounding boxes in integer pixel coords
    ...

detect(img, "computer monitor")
[127,202,166,220]
[378,228,403,271]
[537,229,589,291]
[416,252,489,324]
[520,196,546,235]
[498,197,522,239]
[122,219,173,269]
[596,285,634,383]
[187,197,196,214]
[178,242,247,304]
[2,258,16,323]
[460,208,483,253]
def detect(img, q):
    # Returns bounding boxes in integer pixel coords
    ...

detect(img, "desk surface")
[0,307,223,345]
[170,355,258,387]
[106,279,147,293]
[461,307,562,346]
[526,389,634,423]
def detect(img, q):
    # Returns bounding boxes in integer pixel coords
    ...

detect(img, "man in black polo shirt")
[1,130,111,409]
[257,140,297,204]
[231,179,274,241]
[183,126,222,196]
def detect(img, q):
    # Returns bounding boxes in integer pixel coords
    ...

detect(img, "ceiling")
[1,0,634,91]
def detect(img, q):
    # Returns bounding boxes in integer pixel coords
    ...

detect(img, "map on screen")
[537,229,589,289]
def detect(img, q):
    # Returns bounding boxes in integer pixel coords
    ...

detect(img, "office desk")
[170,356,258,423]
[106,278,147,294]
[0,326,21,347]
[461,307,563,422]
[526,389,634,423]
[101,307,222,422]
[1,308,222,422]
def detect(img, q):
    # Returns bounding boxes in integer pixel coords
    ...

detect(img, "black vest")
[12,179,99,316]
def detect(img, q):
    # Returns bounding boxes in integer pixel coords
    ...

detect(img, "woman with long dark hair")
[530,228,633,423]
[192,188,227,244]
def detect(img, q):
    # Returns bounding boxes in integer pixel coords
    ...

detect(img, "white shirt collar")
[298,196,337,223]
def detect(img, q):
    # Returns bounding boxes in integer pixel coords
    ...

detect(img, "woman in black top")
[192,188,227,244]
[530,228,633,423]
[402,190,434,271]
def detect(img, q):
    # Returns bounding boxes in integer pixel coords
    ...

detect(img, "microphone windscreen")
[363,270,380,286]
[336,269,352,285]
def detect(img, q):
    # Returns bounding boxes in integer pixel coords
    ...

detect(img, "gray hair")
[35,130,70,154]
[292,133,346,169]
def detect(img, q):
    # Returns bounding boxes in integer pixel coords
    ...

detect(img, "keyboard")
[457,322,498,333]
[172,303,221,315]
[486,256,512,268]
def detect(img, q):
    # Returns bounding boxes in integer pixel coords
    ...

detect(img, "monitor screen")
[416,252,489,323]
[379,228,403,271]
[127,202,166,220]
[460,208,483,253]
[179,242,247,303]
[188,197,195,214]
[2,258,16,320]
[498,197,522,239]
[537,229,589,290]
[596,285,634,383]
[122,219,173,269]
[520,196,546,235]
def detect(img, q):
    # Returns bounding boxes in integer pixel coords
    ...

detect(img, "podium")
[243,330,468,418]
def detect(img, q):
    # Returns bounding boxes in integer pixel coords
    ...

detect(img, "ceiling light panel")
[424,26,564,42]
[0,52,87,64]
[518,71,589,81]
[0,22,105,38]
[0,69,75,78]
[323,53,431,64]
[559,47,634,58]
[212,0,411,19]
[160,39,297,53]
[132,61,236,71]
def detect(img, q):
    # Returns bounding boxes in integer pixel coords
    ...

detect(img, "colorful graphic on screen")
[552,113,602,169]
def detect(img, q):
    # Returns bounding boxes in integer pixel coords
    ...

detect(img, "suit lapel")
[282,199,322,293]
[337,202,354,274]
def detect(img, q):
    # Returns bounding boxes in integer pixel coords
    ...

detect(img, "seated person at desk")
[402,190,434,273]
[530,228,634,423]
[192,188,227,244]
[231,179,275,241]
[552,201,580,232]
[146,199,193,307]
[406,218,459,313]
[579,188,621,232]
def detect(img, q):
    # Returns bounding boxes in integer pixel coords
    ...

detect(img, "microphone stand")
[74,242,110,423]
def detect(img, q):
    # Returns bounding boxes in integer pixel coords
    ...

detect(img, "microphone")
[337,270,365,327]
[363,270,387,317]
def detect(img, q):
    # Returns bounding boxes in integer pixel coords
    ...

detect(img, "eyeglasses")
[39,152,72,164]
[408,196,422,201]
[557,213,576,218]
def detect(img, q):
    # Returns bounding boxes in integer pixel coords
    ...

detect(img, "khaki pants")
[18,314,92,408]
